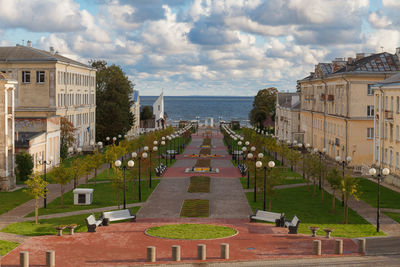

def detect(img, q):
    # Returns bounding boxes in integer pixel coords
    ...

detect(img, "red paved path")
[1,219,359,266]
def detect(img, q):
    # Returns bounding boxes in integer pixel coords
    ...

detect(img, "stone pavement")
[138,128,251,218]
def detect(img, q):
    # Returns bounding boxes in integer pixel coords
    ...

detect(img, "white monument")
[73,188,94,205]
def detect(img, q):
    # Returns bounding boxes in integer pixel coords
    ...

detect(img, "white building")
[275,92,302,143]
[152,92,165,129]
[127,90,140,137]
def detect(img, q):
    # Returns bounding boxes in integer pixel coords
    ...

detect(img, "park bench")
[155,163,167,176]
[238,164,248,176]
[101,209,136,226]
[285,215,300,234]
[250,210,285,227]
[85,214,103,232]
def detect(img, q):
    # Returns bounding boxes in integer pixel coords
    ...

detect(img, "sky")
[0,0,400,96]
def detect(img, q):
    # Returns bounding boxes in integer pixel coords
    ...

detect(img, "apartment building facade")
[298,49,400,166]
[373,71,400,183]
[0,44,96,166]
[275,92,302,143]
[0,73,16,191]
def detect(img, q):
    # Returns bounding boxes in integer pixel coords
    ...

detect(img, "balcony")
[320,94,326,101]
[327,94,334,101]
[385,110,394,120]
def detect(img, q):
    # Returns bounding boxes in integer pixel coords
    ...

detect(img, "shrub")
[15,152,34,181]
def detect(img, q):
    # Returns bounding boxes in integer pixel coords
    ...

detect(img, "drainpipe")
[378,87,385,167]
[341,75,350,160]
[321,79,328,150]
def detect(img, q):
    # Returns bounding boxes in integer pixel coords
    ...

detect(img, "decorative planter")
[55,225,67,236]
[66,224,78,235]
[309,226,319,237]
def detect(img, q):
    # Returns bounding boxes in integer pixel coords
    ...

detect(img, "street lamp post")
[131,151,148,202]
[154,140,160,166]
[237,141,242,165]
[114,159,134,209]
[144,146,150,187]
[106,136,110,146]
[336,155,352,207]
[37,155,53,208]
[316,147,326,189]
[151,145,158,187]
[263,161,275,211]
[369,166,390,233]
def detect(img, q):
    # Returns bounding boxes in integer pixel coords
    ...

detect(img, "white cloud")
[368,11,392,28]
[382,0,400,7]
[0,0,84,32]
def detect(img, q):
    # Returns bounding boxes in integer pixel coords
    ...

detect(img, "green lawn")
[26,180,159,217]
[188,176,210,193]
[383,212,400,223]
[246,185,384,238]
[180,199,209,217]
[0,188,32,215]
[3,207,141,237]
[356,178,400,209]
[0,240,19,256]
[146,224,236,240]
[240,177,308,189]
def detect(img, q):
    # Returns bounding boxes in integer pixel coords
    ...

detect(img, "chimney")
[49,46,55,55]
[347,57,354,64]
[396,47,400,58]
[332,58,346,73]
[356,53,365,60]
[27,40,32,48]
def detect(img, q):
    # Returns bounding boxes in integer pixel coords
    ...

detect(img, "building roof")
[0,45,91,68]
[334,52,400,73]
[277,92,299,109]
[375,72,400,85]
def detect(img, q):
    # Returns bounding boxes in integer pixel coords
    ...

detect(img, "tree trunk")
[94,168,97,186]
[133,178,137,200]
[321,188,324,203]
[117,192,120,209]
[331,189,336,214]
[35,199,39,224]
[313,181,316,196]
[86,173,89,188]
[61,185,65,208]
[269,199,271,211]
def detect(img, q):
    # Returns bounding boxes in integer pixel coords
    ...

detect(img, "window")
[36,71,45,83]
[367,128,374,139]
[367,105,374,117]
[367,84,373,95]
[396,152,399,169]
[397,125,399,141]
[397,96,399,113]
[22,71,30,83]
[390,149,393,166]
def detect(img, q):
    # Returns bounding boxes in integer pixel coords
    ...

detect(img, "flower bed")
[202,138,211,146]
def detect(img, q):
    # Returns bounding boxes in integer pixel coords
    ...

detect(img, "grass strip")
[245,185,384,238]
[0,240,19,256]
[3,207,141,237]
[26,180,158,217]
[383,212,400,223]
[180,199,209,217]
[146,224,236,239]
[195,158,211,168]
[188,176,210,193]
[0,188,32,216]
[356,178,400,209]
[199,148,211,155]
[202,138,211,146]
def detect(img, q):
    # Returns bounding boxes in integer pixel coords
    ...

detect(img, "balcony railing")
[385,110,394,120]
[327,94,334,101]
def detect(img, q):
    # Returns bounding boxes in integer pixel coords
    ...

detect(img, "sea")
[140,96,253,126]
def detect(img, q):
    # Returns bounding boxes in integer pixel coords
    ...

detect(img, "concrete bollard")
[197,244,206,260]
[172,245,181,261]
[147,246,156,262]
[220,243,229,259]
[334,240,343,255]
[313,240,321,256]
[358,238,366,254]
[20,251,29,267]
[46,250,55,267]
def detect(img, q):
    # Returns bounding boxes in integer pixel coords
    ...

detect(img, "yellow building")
[373,71,400,186]
[275,92,302,143]
[0,43,96,154]
[0,73,16,191]
[298,49,400,167]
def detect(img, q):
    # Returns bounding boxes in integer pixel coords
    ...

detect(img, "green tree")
[51,164,72,208]
[60,117,76,160]
[70,158,84,188]
[83,155,96,187]
[141,106,153,128]
[92,150,104,186]
[92,60,134,141]
[249,87,277,129]
[25,172,48,224]
[341,175,360,224]
[111,166,124,209]
[326,168,342,214]
[15,152,34,182]
[264,167,282,211]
